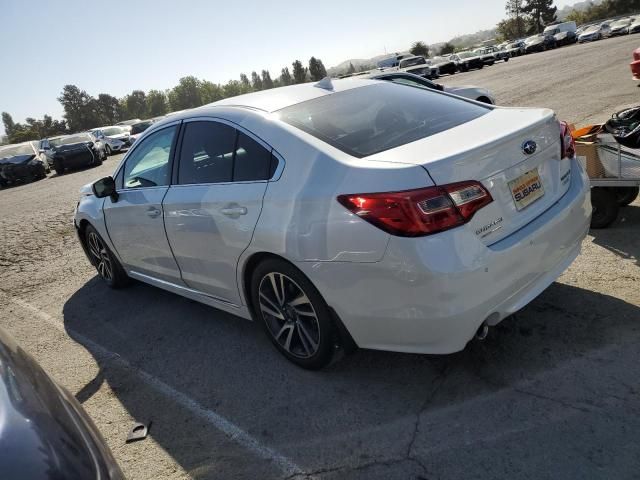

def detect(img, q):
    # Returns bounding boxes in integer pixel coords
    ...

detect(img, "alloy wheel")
[87,231,113,282]
[258,272,321,359]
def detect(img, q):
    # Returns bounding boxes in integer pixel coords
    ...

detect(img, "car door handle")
[220,205,248,218]
[146,207,161,218]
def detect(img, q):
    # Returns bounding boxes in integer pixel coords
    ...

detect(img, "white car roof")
[205,79,379,113]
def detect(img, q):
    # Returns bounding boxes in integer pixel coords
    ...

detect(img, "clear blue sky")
[0,0,575,135]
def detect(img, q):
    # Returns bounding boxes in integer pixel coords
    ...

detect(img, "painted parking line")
[7,295,307,479]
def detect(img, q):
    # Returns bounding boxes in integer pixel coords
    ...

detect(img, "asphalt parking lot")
[1,35,640,480]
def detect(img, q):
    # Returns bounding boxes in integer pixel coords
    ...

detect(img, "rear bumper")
[297,157,591,354]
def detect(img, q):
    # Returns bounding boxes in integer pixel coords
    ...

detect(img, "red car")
[631,47,640,80]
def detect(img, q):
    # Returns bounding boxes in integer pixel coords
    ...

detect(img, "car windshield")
[50,134,91,146]
[431,56,449,63]
[526,35,542,43]
[276,83,489,158]
[399,57,426,68]
[584,25,599,33]
[457,51,475,59]
[612,20,629,27]
[102,127,125,136]
[0,143,34,157]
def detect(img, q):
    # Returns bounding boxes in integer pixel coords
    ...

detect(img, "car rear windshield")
[130,121,152,134]
[0,143,33,157]
[50,134,91,146]
[276,83,489,158]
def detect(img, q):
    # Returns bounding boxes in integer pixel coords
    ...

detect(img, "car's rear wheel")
[590,187,619,229]
[105,145,112,156]
[251,258,337,369]
[54,160,65,175]
[84,224,130,288]
[615,186,639,206]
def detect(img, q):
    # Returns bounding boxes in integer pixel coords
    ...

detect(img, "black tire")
[94,156,103,167]
[251,258,337,369]
[105,145,112,156]
[504,56,509,62]
[54,160,65,175]
[590,187,619,229]
[84,224,130,288]
[615,186,639,206]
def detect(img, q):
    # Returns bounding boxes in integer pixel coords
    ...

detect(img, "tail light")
[560,121,575,159]
[337,181,492,237]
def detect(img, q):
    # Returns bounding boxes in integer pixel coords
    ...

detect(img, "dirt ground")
[1,34,639,480]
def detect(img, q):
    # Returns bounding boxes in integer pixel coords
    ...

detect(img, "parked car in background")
[75,78,590,369]
[129,119,156,144]
[376,54,412,69]
[472,48,496,66]
[429,56,457,75]
[39,133,103,175]
[629,18,640,34]
[505,40,526,56]
[0,141,48,187]
[116,118,141,126]
[630,47,640,81]
[449,51,484,71]
[0,326,125,479]
[475,46,509,63]
[578,23,611,42]
[543,21,577,46]
[392,55,439,79]
[524,34,556,53]
[90,126,131,155]
[361,71,496,103]
[610,19,632,37]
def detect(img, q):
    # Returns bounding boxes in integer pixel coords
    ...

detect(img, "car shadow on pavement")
[590,204,640,266]
[62,277,640,478]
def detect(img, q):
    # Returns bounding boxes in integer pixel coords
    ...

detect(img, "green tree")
[505,0,526,38]
[292,60,307,84]
[123,90,147,119]
[200,80,224,103]
[95,94,121,125]
[223,80,243,98]
[146,90,168,117]
[439,42,456,55]
[308,57,327,81]
[2,112,17,138]
[168,76,203,111]
[239,73,252,92]
[279,67,292,86]
[523,0,557,33]
[58,85,100,132]
[261,70,274,89]
[409,41,430,57]
[251,71,263,90]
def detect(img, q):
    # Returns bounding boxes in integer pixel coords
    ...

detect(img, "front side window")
[277,83,489,158]
[123,125,176,188]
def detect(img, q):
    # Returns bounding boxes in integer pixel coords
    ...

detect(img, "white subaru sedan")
[74,78,591,369]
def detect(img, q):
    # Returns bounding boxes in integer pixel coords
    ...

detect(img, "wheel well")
[240,252,358,352]
[476,96,493,104]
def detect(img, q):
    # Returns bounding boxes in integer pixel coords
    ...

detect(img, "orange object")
[571,125,603,139]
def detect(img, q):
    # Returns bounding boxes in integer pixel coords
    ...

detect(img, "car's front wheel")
[84,224,130,288]
[105,145,112,156]
[251,259,337,369]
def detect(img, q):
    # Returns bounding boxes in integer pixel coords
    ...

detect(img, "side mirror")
[92,176,118,201]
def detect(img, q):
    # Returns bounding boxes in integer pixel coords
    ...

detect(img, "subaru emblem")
[522,140,537,155]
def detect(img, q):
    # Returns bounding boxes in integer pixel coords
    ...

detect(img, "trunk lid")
[371,107,571,244]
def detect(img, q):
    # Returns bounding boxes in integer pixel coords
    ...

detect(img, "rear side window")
[178,122,276,184]
[178,121,236,184]
[276,83,489,158]
[233,132,273,182]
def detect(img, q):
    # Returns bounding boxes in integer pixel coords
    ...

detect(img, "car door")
[162,119,276,305]
[103,123,185,284]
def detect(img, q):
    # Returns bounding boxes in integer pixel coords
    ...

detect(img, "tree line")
[1,56,327,144]
[565,0,640,25]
